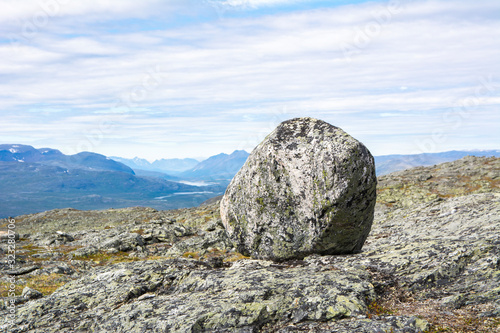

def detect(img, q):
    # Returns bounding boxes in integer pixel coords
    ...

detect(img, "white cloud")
[0,0,177,22]
[205,0,311,10]
[1,0,499,158]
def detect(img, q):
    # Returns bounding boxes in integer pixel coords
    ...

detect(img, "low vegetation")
[1,156,498,332]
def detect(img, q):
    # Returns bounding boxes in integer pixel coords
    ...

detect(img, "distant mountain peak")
[110,156,199,174]
[181,150,249,180]
[0,144,134,175]
[132,157,150,165]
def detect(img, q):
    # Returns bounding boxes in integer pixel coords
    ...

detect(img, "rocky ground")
[0,156,499,332]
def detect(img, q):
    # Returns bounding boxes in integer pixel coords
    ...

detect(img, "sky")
[0,0,499,161]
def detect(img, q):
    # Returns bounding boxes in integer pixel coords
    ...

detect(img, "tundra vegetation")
[0,156,498,332]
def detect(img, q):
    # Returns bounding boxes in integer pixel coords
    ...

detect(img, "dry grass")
[374,287,500,333]
[25,273,68,296]
[20,243,82,262]
[20,243,46,255]
[131,228,145,235]
[201,248,251,262]
[0,273,68,297]
[72,250,142,265]
[0,281,23,297]
[223,252,251,262]
[182,251,201,259]
[173,248,251,263]
[180,249,250,263]
[367,300,394,317]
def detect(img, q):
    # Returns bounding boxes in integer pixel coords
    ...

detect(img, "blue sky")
[0,0,499,160]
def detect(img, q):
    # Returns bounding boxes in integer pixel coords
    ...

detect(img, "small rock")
[206,257,224,268]
[48,264,75,275]
[137,293,156,301]
[39,231,74,246]
[22,287,43,300]
[31,252,56,259]
[204,220,218,232]
[173,225,188,237]
[101,232,145,252]
[440,295,465,309]
[152,228,176,243]
[6,265,39,276]
[167,229,232,256]
[56,231,74,241]
[70,246,99,257]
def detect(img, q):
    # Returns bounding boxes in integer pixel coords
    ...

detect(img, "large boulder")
[220,117,376,261]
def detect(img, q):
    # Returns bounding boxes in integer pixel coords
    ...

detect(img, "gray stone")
[150,227,177,243]
[166,229,233,256]
[48,264,76,275]
[272,316,429,332]
[6,265,39,276]
[8,259,377,333]
[134,223,193,244]
[38,231,75,246]
[70,245,99,258]
[55,231,74,242]
[100,232,145,252]
[21,287,43,300]
[221,117,377,261]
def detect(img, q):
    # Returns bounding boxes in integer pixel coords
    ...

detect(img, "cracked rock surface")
[0,156,499,332]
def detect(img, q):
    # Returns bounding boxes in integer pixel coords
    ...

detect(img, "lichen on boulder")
[220,117,377,261]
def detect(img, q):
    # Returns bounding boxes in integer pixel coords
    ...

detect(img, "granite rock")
[221,117,377,261]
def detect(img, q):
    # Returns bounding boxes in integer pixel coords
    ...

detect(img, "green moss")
[367,301,394,316]
[256,197,266,214]
[73,250,141,265]
[0,273,69,297]
[322,169,330,188]
[251,234,262,250]
[182,251,200,259]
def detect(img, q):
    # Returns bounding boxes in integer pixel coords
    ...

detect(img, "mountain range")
[112,149,500,178]
[0,144,134,174]
[110,156,199,175]
[1,144,499,218]
[375,149,500,175]
[180,150,250,180]
[111,150,250,181]
[0,145,226,218]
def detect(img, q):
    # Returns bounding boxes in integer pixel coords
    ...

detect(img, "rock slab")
[221,117,377,261]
